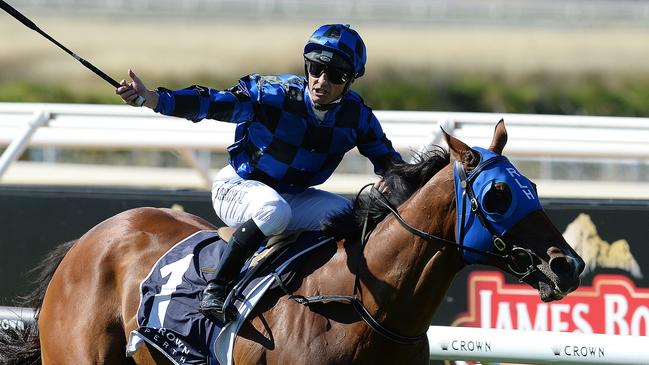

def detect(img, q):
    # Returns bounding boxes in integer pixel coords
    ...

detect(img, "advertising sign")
[432,200,649,364]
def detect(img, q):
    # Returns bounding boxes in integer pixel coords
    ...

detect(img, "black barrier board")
[1,185,648,341]
[0,185,219,304]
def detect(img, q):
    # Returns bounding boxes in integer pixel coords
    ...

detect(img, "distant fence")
[3,102,648,159]
[11,0,649,25]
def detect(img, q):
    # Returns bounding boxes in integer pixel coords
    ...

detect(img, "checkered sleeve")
[154,80,255,123]
[357,112,403,175]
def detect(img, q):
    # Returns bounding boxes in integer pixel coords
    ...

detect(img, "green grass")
[4,71,649,117]
[4,17,649,116]
[355,72,649,116]
[0,82,113,104]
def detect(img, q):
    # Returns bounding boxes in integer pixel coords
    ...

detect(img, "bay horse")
[1,121,584,364]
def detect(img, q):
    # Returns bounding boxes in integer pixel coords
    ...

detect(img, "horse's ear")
[489,119,508,155]
[442,127,480,169]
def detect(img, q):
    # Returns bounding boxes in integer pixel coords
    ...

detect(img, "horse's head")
[444,120,584,302]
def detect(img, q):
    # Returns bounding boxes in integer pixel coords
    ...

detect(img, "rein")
[275,183,428,345]
[276,156,540,345]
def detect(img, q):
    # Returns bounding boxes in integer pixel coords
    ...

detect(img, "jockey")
[116,24,402,323]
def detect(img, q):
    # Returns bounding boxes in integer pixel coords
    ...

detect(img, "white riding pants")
[211,165,352,237]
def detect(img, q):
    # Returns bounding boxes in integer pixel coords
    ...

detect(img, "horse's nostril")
[550,256,583,293]
[547,246,563,257]
[550,256,571,275]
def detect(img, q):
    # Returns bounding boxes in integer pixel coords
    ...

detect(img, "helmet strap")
[342,78,354,95]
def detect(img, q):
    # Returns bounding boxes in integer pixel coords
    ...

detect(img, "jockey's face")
[306,61,350,105]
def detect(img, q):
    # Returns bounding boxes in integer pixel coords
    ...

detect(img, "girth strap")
[272,272,356,305]
[351,299,426,345]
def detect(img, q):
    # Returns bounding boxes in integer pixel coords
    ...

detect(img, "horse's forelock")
[322,146,450,239]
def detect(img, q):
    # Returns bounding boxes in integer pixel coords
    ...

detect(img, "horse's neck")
[363,171,463,335]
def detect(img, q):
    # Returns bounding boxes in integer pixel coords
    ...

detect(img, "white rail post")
[415,117,455,160]
[176,148,213,189]
[0,109,50,180]
[433,117,455,146]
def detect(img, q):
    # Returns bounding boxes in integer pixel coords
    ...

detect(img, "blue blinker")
[454,147,542,264]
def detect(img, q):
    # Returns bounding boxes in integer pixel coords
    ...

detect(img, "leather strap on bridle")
[273,184,428,345]
[455,160,540,279]
[274,161,539,345]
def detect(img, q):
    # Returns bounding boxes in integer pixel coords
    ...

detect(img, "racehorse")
[1,121,584,364]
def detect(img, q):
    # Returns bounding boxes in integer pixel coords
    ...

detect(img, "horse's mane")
[322,146,450,240]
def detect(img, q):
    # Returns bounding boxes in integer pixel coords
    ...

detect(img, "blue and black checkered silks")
[155,74,401,194]
[304,24,366,78]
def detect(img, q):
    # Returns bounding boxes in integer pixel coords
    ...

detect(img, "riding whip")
[0,0,145,106]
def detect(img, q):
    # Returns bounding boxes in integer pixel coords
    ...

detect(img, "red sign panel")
[453,271,649,336]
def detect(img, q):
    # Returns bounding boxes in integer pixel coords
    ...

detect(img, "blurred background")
[3,0,649,112]
[2,2,649,351]
[2,0,649,187]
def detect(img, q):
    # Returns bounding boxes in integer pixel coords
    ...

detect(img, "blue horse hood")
[454,147,542,264]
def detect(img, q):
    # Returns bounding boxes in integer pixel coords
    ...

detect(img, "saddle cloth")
[126,229,333,365]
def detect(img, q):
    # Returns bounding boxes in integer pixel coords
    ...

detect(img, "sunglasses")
[305,60,351,84]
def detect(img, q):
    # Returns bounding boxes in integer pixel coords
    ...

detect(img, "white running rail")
[427,325,649,364]
[1,102,648,192]
[1,306,647,365]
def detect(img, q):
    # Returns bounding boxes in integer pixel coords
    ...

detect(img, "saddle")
[127,229,334,365]
[216,226,299,266]
[214,227,303,309]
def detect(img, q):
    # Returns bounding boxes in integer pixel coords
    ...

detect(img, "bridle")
[278,151,542,345]
[370,152,542,280]
[453,156,540,280]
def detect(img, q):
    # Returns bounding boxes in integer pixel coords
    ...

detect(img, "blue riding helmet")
[454,147,543,264]
[304,24,367,79]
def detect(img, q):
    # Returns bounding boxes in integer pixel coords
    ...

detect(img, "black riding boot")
[200,219,266,323]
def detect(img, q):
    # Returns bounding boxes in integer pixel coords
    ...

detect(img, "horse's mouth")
[520,269,571,302]
[518,257,581,302]
[537,281,566,302]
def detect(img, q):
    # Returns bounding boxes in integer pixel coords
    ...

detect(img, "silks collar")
[454,147,542,264]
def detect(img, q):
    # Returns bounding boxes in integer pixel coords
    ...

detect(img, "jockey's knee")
[252,198,292,236]
[329,194,352,213]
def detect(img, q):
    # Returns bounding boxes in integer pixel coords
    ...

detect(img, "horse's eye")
[483,182,512,215]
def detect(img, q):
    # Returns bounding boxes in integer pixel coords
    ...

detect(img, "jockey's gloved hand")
[116,69,159,109]
[374,178,390,195]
